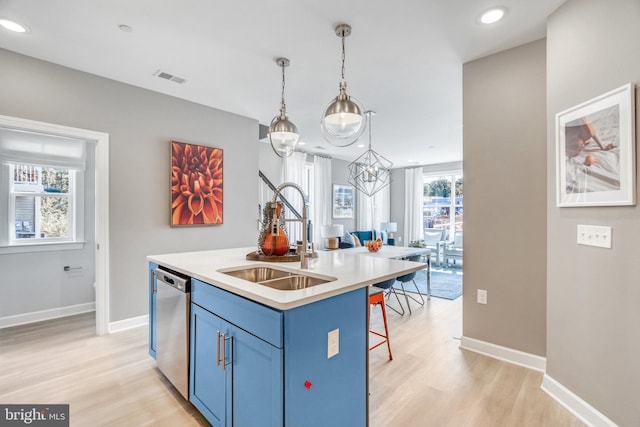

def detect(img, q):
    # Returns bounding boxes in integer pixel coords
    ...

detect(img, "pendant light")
[321,24,366,147]
[348,111,392,197]
[269,58,299,158]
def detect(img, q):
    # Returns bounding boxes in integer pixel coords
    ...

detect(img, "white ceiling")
[0,0,564,168]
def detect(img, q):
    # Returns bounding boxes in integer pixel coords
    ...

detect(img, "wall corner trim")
[541,374,617,427]
[460,336,546,372]
[108,314,149,334]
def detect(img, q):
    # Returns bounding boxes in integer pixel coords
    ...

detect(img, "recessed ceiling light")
[298,141,306,146]
[0,18,29,33]
[357,144,365,148]
[478,7,507,25]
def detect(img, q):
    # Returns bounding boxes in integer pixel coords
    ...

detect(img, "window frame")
[1,163,85,254]
[423,170,463,240]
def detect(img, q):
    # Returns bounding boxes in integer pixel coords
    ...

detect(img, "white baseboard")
[0,302,95,329]
[460,336,546,372]
[108,314,148,333]
[541,374,617,427]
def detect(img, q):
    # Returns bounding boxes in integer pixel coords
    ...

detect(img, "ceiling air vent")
[153,70,187,84]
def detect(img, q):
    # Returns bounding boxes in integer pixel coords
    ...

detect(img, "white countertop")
[148,246,425,310]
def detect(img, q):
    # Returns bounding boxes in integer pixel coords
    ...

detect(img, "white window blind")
[0,130,86,170]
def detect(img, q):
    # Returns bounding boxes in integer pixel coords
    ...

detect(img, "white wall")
[0,48,259,323]
[546,1,640,425]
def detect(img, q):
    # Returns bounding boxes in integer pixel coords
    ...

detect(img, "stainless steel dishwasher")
[154,267,191,399]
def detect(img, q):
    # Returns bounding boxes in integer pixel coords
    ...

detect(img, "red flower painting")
[171,141,223,225]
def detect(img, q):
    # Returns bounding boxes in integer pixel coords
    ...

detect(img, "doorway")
[0,114,110,335]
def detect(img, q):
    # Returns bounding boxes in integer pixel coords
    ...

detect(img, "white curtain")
[356,184,390,233]
[356,189,369,231]
[282,151,307,245]
[313,156,332,249]
[404,167,423,246]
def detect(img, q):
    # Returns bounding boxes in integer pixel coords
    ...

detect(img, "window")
[0,130,86,252]
[10,164,76,241]
[423,172,463,238]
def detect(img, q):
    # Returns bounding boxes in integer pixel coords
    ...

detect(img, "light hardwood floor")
[0,297,584,427]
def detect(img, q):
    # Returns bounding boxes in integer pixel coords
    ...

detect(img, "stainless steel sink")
[222,266,291,282]
[219,266,335,290]
[258,275,330,290]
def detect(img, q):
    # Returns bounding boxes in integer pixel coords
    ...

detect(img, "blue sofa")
[339,230,393,248]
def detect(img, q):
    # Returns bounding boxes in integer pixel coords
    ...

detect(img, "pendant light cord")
[280,63,287,118]
[341,33,346,84]
[339,29,347,94]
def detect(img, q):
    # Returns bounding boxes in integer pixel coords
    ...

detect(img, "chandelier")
[348,111,392,196]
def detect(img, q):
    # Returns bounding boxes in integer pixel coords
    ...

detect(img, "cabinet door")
[230,325,283,427]
[190,304,230,427]
[148,262,158,359]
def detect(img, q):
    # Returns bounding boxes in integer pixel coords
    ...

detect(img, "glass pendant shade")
[321,93,365,142]
[269,57,299,158]
[321,24,366,147]
[269,115,299,157]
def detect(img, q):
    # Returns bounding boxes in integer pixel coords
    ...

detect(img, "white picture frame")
[332,184,354,219]
[556,83,636,207]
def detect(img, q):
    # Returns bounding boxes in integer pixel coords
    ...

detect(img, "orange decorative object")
[261,232,289,256]
[260,202,289,256]
[365,238,383,252]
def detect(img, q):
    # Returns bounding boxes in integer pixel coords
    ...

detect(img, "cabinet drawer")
[192,279,283,348]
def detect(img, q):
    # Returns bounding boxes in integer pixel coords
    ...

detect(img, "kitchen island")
[148,247,424,427]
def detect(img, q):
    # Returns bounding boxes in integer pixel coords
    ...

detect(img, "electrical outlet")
[477,289,487,305]
[327,328,339,358]
[577,224,612,248]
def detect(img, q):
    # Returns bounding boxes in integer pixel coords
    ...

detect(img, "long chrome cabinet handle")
[216,331,223,367]
[222,335,232,371]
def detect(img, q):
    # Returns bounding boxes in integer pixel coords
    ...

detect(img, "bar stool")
[368,287,393,360]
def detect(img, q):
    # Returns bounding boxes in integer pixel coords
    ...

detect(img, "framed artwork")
[171,141,223,225]
[556,83,636,207]
[332,184,354,219]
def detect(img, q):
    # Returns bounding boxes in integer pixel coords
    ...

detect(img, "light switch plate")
[477,289,487,305]
[327,328,339,358]
[577,225,612,248]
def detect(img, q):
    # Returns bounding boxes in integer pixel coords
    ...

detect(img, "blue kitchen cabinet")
[148,262,158,359]
[190,279,284,427]
[190,303,228,426]
[179,276,366,427]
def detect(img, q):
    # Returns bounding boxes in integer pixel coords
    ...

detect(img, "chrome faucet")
[272,182,314,269]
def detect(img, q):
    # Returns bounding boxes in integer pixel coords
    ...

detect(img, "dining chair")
[395,255,425,314]
[372,277,405,316]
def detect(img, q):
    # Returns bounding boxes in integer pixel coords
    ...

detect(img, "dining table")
[339,245,431,302]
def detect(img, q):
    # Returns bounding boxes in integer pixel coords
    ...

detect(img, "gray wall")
[462,40,547,355]
[0,48,259,323]
[0,144,96,318]
[547,1,640,425]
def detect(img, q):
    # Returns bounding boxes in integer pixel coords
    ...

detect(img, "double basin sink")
[219,265,335,291]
